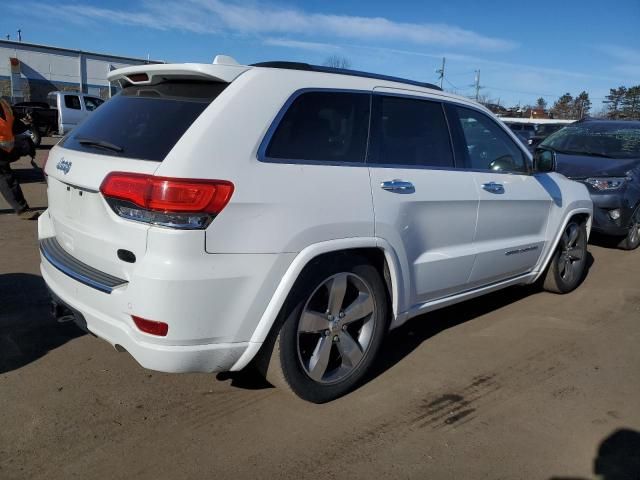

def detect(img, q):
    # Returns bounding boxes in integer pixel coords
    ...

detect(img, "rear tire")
[617,210,640,250]
[543,219,588,294]
[263,256,388,403]
[30,128,42,147]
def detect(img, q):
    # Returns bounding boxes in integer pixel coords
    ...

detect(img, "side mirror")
[533,148,556,173]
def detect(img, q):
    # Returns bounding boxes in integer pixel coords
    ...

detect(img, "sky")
[3,0,639,110]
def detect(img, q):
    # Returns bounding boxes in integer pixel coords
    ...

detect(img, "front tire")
[264,256,388,403]
[617,209,640,251]
[543,220,588,294]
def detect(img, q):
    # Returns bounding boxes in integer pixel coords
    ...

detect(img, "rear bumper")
[41,261,249,373]
[38,210,295,373]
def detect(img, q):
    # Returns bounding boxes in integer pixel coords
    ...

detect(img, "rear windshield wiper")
[77,137,124,153]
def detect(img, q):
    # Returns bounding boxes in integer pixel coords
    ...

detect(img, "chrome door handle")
[381,180,415,193]
[482,182,505,194]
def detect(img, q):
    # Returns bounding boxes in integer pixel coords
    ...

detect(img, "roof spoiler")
[108,60,250,86]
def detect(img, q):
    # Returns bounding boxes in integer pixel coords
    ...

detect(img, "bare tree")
[323,55,352,69]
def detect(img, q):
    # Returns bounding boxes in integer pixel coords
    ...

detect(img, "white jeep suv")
[39,56,593,402]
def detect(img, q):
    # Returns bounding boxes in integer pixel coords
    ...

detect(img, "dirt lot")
[1,139,639,479]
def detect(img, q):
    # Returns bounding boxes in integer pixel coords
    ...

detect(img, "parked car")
[512,130,532,147]
[528,123,568,150]
[39,56,593,402]
[504,121,537,142]
[502,119,574,152]
[11,93,105,145]
[46,91,105,136]
[537,119,640,249]
[11,101,58,146]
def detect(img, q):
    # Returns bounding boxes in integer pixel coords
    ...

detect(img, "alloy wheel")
[296,272,376,384]
[558,223,584,282]
[629,213,640,246]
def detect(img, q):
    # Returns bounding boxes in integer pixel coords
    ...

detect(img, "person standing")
[0,97,33,218]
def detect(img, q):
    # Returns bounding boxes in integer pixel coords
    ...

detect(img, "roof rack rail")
[251,61,443,91]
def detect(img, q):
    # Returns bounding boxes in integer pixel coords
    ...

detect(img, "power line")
[444,77,460,90]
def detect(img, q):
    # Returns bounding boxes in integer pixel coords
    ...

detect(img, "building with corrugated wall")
[0,40,162,102]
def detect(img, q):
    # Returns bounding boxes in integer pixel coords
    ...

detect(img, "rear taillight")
[132,315,168,336]
[100,172,234,229]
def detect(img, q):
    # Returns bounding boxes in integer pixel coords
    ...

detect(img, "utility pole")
[474,69,481,101]
[17,29,22,42]
[436,57,446,89]
[5,34,9,40]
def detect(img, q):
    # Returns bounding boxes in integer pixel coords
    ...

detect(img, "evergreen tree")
[621,86,640,119]
[572,91,591,119]
[604,86,627,119]
[551,93,574,119]
[536,97,547,110]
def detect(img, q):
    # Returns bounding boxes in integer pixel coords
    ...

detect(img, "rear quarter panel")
[154,69,377,254]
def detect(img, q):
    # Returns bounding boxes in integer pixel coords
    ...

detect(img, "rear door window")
[264,91,370,163]
[61,81,227,161]
[368,95,454,168]
[64,95,82,110]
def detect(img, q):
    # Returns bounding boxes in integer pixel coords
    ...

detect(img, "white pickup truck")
[46,91,105,135]
[13,91,104,146]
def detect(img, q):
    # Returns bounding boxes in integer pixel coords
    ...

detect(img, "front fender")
[532,202,593,283]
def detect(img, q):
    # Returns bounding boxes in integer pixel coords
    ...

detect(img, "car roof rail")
[250,61,443,91]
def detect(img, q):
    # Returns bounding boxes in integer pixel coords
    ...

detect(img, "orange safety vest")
[0,98,15,153]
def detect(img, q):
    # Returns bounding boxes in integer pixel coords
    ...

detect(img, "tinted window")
[368,95,454,168]
[265,92,370,163]
[61,81,227,162]
[451,106,527,173]
[64,95,81,110]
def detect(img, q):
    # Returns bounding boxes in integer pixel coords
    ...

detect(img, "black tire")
[262,256,389,403]
[616,209,640,251]
[30,128,42,147]
[543,219,588,294]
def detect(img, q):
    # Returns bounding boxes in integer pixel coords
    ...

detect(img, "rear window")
[64,95,81,110]
[61,81,227,162]
[47,94,57,108]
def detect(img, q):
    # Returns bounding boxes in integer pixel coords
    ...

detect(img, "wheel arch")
[230,237,405,371]
[532,207,592,283]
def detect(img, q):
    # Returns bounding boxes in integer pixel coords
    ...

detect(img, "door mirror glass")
[534,148,556,173]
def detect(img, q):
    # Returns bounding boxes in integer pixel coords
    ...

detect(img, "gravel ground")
[1,138,639,479]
